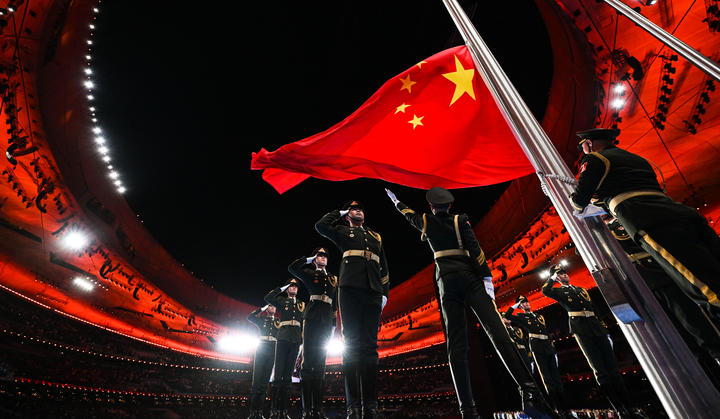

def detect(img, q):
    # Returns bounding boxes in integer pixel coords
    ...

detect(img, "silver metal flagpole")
[602,0,720,82]
[440,0,720,417]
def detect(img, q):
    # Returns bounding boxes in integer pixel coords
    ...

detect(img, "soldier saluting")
[288,247,338,419]
[541,263,644,418]
[570,128,720,319]
[247,304,278,419]
[315,200,388,419]
[265,279,305,419]
[386,187,553,419]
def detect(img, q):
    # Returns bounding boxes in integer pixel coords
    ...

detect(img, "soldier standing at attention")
[503,295,564,416]
[247,305,278,419]
[570,128,720,319]
[386,187,553,419]
[265,279,304,419]
[315,200,389,419]
[289,247,338,419]
[542,263,645,419]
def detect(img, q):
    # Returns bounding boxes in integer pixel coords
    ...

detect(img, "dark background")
[91,1,553,306]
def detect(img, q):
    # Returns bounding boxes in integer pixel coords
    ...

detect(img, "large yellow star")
[442,56,476,106]
[408,114,424,130]
[395,103,411,114]
[399,75,416,93]
[416,61,427,69]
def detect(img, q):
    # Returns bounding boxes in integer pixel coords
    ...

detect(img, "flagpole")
[441,1,720,417]
[602,0,720,82]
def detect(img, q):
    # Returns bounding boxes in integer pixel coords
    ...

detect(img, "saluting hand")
[385,188,399,204]
[306,255,317,264]
[339,209,349,217]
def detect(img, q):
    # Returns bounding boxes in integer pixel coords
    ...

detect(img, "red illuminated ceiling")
[1,0,719,360]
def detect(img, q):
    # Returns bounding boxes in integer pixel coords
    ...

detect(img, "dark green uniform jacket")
[393,201,491,280]
[541,280,607,336]
[503,307,556,355]
[264,287,304,343]
[247,308,278,339]
[315,210,389,297]
[288,258,338,320]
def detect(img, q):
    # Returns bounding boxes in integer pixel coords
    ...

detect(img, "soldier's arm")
[379,244,390,298]
[315,211,342,244]
[264,287,283,306]
[459,214,489,271]
[541,278,561,299]
[503,305,518,321]
[570,153,609,211]
[393,201,426,232]
[247,308,262,327]
[288,258,314,289]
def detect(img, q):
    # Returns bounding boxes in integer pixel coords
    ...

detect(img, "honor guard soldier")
[503,317,534,374]
[570,128,720,319]
[315,200,389,419]
[247,305,278,419]
[606,218,720,367]
[541,264,644,418]
[503,295,565,416]
[289,247,338,419]
[386,187,553,419]
[265,279,305,419]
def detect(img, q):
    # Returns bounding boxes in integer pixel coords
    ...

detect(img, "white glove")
[280,284,290,292]
[261,304,270,311]
[339,209,349,217]
[483,277,495,300]
[573,204,606,219]
[381,296,388,310]
[511,302,521,309]
[306,255,316,264]
[555,354,559,367]
[607,334,614,350]
[385,188,399,204]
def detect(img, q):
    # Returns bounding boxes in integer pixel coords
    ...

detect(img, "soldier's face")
[557,273,570,284]
[520,301,531,311]
[581,141,592,154]
[348,208,364,222]
[287,285,298,296]
[314,255,328,267]
[266,306,276,315]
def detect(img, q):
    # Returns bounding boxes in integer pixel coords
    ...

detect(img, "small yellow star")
[442,55,476,106]
[395,103,411,114]
[399,75,416,93]
[416,61,427,69]
[408,114,424,129]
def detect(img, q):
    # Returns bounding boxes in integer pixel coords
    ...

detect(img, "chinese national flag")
[251,46,533,193]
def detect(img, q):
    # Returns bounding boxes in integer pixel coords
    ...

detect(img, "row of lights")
[84,4,126,194]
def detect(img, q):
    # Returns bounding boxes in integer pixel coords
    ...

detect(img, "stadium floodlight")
[73,277,94,292]
[326,337,345,356]
[217,333,259,354]
[63,231,89,251]
[560,259,568,267]
[539,270,550,279]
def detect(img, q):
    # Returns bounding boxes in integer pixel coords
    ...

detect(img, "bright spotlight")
[73,277,94,292]
[98,146,109,155]
[539,270,550,279]
[92,126,101,134]
[95,136,106,144]
[217,333,259,354]
[109,171,119,179]
[560,259,569,267]
[84,80,94,89]
[326,338,345,356]
[117,186,127,194]
[63,231,88,250]
[613,83,626,95]
[611,98,625,109]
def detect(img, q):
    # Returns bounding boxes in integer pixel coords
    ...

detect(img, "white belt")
[569,311,595,318]
[310,294,332,304]
[608,190,667,214]
[433,249,470,259]
[343,250,380,263]
[278,320,301,327]
[260,335,277,341]
[529,333,548,340]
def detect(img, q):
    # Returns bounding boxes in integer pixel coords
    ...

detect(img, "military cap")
[284,278,300,287]
[342,200,364,211]
[426,187,455,206]
[576,128,620,149]
[550,264,567,278]
[312,247,328,257]
[516,295,528,304]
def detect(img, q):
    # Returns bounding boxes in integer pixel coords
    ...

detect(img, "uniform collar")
[316,267,327,274]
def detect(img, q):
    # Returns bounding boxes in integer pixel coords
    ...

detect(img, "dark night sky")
[91,1,552,306]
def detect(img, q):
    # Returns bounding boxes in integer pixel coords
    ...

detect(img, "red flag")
[251,46,533,193]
